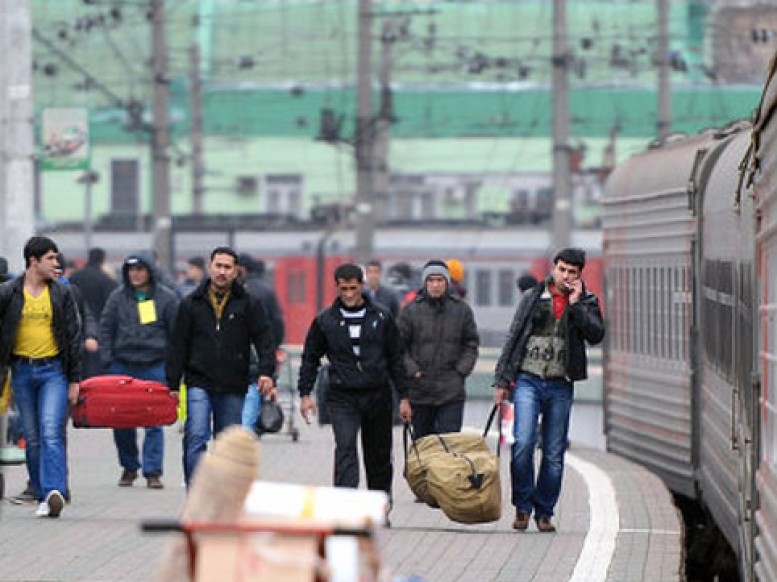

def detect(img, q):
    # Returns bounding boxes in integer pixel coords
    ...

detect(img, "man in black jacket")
[298,263,410,504]
[166,246,275,486]
[100,252,179,489]
[493,248,604,533]
[236,253,285,433]
[0,236,82,518]
[70,247,117,378]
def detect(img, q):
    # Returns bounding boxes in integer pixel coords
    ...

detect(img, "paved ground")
[0,403,683,582]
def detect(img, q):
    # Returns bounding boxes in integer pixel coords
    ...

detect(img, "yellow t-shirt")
[13,286,59,358]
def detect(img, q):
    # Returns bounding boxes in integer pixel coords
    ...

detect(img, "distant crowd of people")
[0,236,603,536]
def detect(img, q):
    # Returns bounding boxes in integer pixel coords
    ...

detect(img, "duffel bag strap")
[481,403,503,457]
[402,421,421,471]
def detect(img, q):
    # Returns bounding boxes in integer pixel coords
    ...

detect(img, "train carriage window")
[475,270,492,307]
[638,266,647,355]
[630,266,639,355]
[612,266,623,352]
[287,271,307,304]
[498,270,514,306]
[682,264,691,363]
[656,267,668,360]
[648,265,657,357]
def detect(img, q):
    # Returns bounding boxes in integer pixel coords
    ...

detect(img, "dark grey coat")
[398,291,480,405]
[99,254,179,368]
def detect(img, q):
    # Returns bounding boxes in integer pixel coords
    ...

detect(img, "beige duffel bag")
[403,405,502,524]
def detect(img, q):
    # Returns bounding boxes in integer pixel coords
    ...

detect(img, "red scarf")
[548,283,569,320]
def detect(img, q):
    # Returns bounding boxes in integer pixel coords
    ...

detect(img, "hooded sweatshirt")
[98,252,180,368]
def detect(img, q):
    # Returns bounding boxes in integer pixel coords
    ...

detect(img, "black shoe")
[118,469,138,487]
[10,483,37,505]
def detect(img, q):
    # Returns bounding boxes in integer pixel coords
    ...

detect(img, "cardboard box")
[194,531,319,582]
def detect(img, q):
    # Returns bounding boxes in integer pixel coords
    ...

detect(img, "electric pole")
[151,0,173,272]
[190,43,205,215]
[354,0,375,264]
[373,19,395,222]
[551,0,572,252]
[0,0,35,272]
[657,0,672,139]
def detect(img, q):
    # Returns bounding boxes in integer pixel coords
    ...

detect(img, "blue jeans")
[109,361,165,477]
[183,386,245,486]
[511,373,573,519]
[241,383,262,429]
[10,358,69,501]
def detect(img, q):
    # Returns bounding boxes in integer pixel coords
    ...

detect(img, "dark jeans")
[410,400,465,439]
[327,387,393,496]
[108,361,165,477]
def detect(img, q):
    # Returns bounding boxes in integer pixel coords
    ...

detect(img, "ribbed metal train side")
[751,54,777,582]
[601,133,715,498]
[696,128,757,581]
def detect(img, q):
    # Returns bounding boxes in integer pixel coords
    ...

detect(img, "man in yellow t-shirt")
[0,236,82,518]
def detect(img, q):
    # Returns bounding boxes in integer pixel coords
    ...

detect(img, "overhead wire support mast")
[354,0,375,264]
[150,0,173,273]
[551,0,572,253]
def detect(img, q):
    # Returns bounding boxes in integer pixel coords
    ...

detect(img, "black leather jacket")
[494,278,604,388]
[297,295,406,398]
[0,276,83,383]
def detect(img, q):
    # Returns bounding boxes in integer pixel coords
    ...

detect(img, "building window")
[111,159,139,214]
[264,174,303,216]
[236,176,258,197]
[287,270,306,304]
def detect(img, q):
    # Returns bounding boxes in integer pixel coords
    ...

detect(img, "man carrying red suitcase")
[99,252,179,489]
[0,236,82,518]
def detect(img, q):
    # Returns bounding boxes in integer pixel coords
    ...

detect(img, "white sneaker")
[45,490,65,518]
[35,502,49,518]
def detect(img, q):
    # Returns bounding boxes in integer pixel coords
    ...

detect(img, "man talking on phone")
[493,248,604,533]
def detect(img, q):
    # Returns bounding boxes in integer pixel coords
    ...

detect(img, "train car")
[602,53,777,580]
[748,55,777,582]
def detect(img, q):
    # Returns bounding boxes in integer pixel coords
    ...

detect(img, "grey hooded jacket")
[99,252,179,368]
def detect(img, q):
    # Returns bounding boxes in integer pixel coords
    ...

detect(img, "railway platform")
[0,407,683,581]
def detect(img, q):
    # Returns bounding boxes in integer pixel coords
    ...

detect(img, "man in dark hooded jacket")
[99,252,179,489]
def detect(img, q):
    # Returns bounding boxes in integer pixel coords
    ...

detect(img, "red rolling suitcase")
[71,375,178,429]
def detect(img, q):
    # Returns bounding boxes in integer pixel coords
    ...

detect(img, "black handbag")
[256,398,285,434]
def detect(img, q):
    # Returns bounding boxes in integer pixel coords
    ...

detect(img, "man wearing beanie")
[398,260,480,438]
